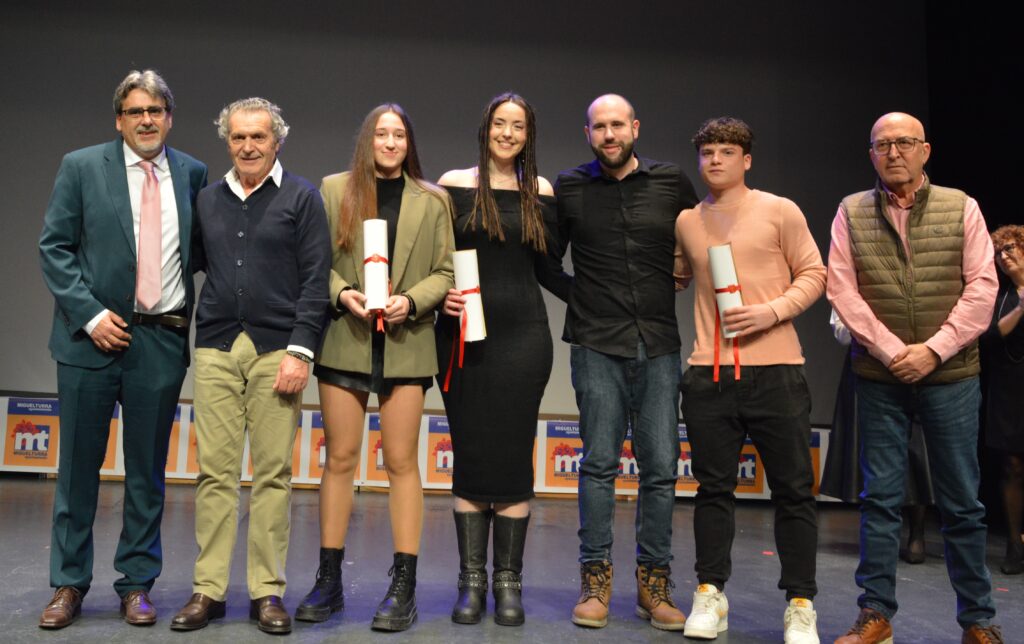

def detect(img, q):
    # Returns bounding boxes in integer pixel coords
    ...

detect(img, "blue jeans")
[855,376,995,628]
[571,341,681,566]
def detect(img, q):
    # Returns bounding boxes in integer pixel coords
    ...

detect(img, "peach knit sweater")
[674,189,826,366]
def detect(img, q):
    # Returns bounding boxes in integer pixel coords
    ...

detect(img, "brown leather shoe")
[635,564,686,631]
[834,607,893,644]
[120,590,157,626]
[571,561,612,628]
[962,624,1005,644]
[170,593,226,631]
[39,586,83,629]
[250,595,291,634]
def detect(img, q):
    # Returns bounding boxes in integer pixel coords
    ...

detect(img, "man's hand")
[889,343,940,383]
[339,289,370,320]
[90,311,132,352]
[273,354,309,394]
[442,288,465,317]
[722,304,779,337]
[384,294,410,325]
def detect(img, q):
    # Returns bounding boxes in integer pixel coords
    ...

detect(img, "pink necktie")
[136,160,162,309]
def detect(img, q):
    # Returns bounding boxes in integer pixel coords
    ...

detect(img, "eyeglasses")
[120,106,168,120]
[870,137,924,155]
[998,243,1018,257]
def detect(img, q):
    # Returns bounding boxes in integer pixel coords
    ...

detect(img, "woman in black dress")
[435,92,568,626]
[981,224,1024,574]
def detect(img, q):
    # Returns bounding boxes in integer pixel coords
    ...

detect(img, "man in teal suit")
[37,69,207,629]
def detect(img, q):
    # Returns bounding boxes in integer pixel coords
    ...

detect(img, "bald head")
[584,94,640,177]
[868,111,931,196]
[587,94,635,126]
[870,112,926,142]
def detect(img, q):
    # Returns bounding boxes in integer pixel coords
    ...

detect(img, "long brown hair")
[469,93,547,253]
[337,103,434,250]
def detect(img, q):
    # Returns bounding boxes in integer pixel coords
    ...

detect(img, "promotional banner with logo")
[363,413,389,486]
[537,420,584,492]
[3,397,60,471]
[425,415,454,488]
[300,411,327,483]
[677,424,766,497]
[99,403,121,475]
[0,397,831,501]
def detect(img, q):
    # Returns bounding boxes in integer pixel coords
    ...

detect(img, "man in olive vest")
[827,112,1001,644]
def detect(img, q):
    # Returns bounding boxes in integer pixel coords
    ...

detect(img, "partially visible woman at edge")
[981,224,1024,575]
[435,92,569,626]
[294,103,455,632]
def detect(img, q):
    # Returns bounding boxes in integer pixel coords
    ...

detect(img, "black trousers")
[681,364,818,600]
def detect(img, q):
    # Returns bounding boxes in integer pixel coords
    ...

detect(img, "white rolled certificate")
[363,219,389,311]
[453,249,487,342]
[708,243,743,339]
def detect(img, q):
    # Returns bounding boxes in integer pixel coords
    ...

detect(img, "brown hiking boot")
[962,624,1004,644]
[635,564,685,631]
[571,561,612,628]
[834,607,893,644]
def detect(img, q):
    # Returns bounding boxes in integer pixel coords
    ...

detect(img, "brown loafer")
[120,589,157,625]
[250,595,291,634]
[170,593,226,631]
[39,586,83,629]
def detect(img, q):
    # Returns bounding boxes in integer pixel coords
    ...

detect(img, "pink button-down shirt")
[826,178,997,368]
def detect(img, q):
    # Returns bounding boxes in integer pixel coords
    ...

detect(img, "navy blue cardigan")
[193,171,331,354]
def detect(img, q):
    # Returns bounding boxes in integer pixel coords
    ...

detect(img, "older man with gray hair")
[170,97,330,634]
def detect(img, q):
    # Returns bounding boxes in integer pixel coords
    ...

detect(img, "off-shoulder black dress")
[435,188,568,502]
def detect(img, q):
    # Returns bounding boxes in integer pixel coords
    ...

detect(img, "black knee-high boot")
[492,514,529,626]
[452,510,491,624]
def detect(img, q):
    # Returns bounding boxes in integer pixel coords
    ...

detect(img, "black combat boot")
[371,552,418,631]
[294,547,345,622]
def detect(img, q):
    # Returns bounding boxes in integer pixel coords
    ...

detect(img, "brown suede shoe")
[635,564,686,631]
[962,624,1005,644]
[120,590,157,626]
[834,607,893,644]
[39,586,83,629]
[571,561,612,628]
[170,593,226,631]
[250,595,291,634]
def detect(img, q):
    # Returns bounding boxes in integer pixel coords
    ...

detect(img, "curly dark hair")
[692,117,754,154]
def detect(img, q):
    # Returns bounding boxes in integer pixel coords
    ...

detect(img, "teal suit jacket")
[39,139,208,368]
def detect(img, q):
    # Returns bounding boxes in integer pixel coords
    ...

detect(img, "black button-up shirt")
[554,156,698,358]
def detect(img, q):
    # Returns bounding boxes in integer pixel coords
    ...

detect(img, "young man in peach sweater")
[674,117,826,643]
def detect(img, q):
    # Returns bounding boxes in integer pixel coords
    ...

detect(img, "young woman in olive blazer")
[295,104,454,632]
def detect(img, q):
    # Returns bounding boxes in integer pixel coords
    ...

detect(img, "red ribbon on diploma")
[364,254,390,332]
[713,283,742,383]
[443,286,482,393]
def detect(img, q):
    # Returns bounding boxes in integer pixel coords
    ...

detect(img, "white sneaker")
[683,584,728,639]
[783,598,819,644]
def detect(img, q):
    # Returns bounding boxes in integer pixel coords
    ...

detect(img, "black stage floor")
[1,475,1020,643]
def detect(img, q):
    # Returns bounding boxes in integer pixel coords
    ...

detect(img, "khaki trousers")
[192,332,302,600]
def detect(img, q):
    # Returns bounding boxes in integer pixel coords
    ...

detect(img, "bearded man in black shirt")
[554,94,698,631]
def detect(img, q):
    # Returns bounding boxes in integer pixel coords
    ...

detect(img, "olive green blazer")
[317,171,454,377]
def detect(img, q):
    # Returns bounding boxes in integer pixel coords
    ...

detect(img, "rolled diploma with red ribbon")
[363,219,389,311]
[708,243,743,339]
[453,249,486,341]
